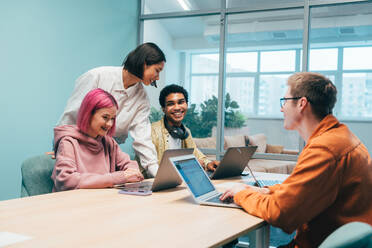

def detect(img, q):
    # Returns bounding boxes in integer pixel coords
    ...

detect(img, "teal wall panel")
[0,0,139,200]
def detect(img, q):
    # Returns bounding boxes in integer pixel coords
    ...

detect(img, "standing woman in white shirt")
[56,42,166,177]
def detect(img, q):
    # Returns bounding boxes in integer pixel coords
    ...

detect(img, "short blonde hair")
[287,72,337,119]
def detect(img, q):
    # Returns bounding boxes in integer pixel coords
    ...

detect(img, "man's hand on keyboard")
[221,195,234,203]
[220,183,271,202]
[220,183,249,202]
[206,160,220,172]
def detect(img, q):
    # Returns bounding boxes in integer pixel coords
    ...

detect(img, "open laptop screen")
[174,158,215,197]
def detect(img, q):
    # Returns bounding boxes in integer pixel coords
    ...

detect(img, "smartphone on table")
[118,189,152,196]
[116,181,153,196]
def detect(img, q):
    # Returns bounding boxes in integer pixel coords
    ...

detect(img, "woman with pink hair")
[55,42,166,178]
[52,89,143,191]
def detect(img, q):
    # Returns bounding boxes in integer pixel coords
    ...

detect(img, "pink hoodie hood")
[54,125,104,154]
[51,124,138,191]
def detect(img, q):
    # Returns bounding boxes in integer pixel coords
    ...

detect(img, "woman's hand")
[123,168,144,183]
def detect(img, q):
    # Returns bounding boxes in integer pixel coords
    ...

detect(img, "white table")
[0,179,271,248]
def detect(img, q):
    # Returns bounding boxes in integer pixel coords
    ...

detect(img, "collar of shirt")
[113,75,143,98]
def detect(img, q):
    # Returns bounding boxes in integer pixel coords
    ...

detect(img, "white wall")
[0,0,138,201]
[143,19,181,109]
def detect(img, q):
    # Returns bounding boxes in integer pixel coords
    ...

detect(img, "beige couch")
[193,133,298,174]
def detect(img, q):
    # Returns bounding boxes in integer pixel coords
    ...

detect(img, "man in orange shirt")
[221,72,372,248]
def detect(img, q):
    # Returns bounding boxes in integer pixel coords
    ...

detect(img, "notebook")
[244,163,284,187]
[207,146,257,179]
[115,148,194,192]
[170,154,241,208]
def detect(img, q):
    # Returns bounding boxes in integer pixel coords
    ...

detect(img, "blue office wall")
[0,0,139,200]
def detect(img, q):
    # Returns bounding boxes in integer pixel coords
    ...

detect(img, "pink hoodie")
[52,125,139,191]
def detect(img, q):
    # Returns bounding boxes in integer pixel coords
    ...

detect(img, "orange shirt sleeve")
[234,144,338,233]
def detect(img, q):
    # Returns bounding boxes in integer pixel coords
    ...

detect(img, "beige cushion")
[248,159,296,174]
[224,135,246,149]
[283,149,299,155]
[266,144,284,154]
[193,137,216,149]
[247,133,267,153]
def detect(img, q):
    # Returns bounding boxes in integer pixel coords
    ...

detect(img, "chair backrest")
[319,222,372,248]
[21,155,55,197]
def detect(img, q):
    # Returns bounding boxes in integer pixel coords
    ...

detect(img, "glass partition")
[141,0,372,159]
[309,2,372,120]
[308,1,372,152]
[223,8,303,155]
[227,0,303,9]
[143,15,221,152]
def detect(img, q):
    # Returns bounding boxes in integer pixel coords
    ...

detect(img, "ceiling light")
[177,0,191,11]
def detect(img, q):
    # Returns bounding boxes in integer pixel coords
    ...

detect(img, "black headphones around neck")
[163,116,189,140]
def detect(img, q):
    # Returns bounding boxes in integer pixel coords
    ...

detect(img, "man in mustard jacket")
[221,72,372,248]
[151,84,219,173]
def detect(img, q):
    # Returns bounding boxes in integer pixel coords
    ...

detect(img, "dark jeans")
[235,226,295,248]
[270,226,295,247]
[277,239,296,248]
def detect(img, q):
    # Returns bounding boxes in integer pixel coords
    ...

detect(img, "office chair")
[21,154,55,197]
[319,222,372,248]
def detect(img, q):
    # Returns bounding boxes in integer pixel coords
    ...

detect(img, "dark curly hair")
[159,84,189,108]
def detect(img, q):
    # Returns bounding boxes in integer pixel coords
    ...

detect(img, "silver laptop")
[170,154,242,209]
[115,148,194,192]
[208,146,257,179]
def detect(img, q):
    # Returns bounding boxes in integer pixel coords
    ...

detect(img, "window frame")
[139,0,372,161]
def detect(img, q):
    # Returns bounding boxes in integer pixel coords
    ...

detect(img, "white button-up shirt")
[58,66,158,177]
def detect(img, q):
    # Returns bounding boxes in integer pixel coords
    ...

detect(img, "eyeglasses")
[280,97,301,108]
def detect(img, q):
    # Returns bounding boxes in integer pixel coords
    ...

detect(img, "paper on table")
[0,232,32,247]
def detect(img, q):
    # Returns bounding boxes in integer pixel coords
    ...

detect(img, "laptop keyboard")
[245,179,282,187]
[206,194,223,203]
[258,179,282,187]
[206,193,234,204]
